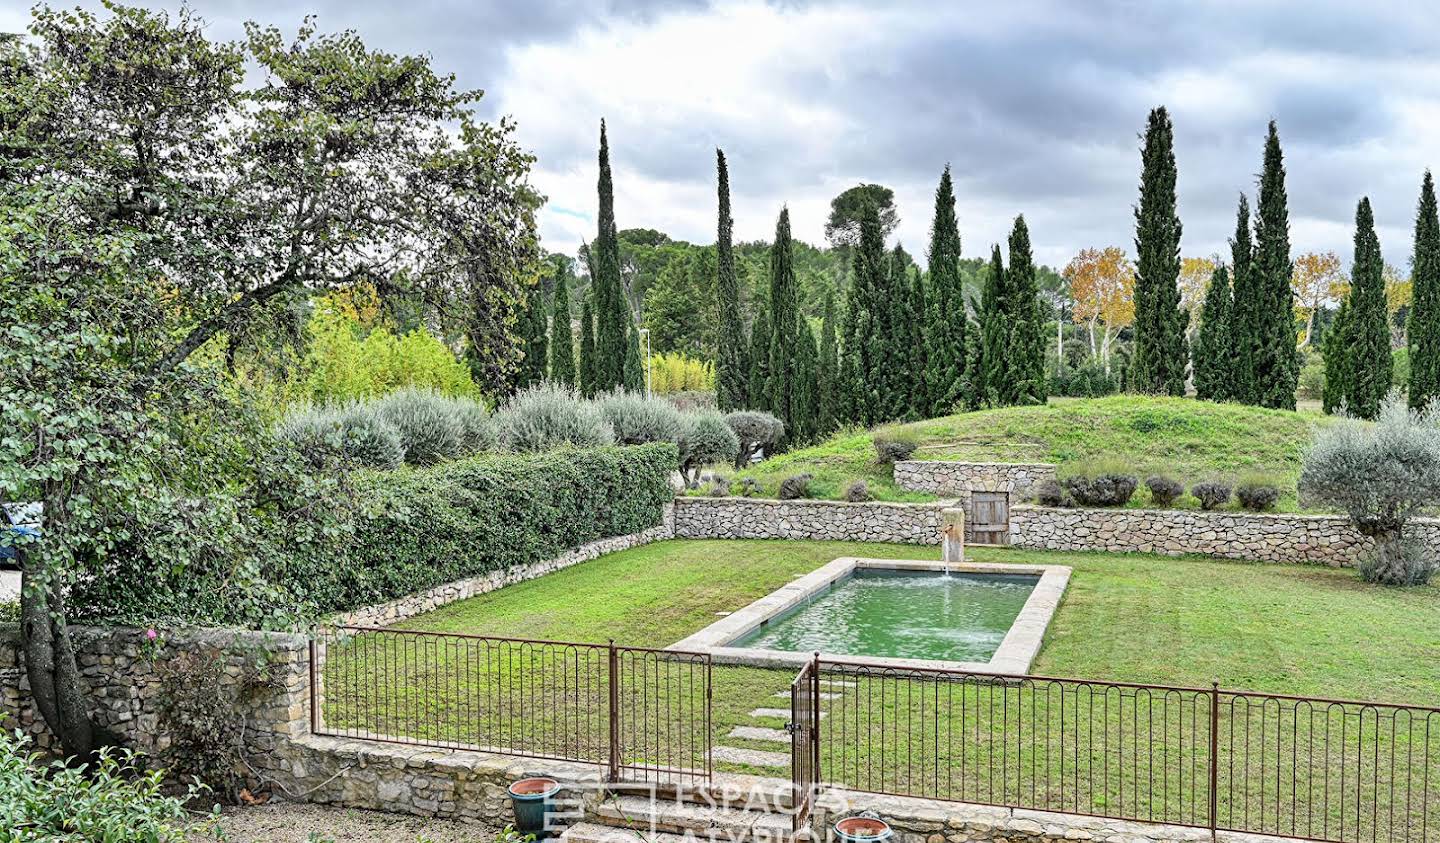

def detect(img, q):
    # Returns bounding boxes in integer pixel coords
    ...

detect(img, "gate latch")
[784,721,803,735]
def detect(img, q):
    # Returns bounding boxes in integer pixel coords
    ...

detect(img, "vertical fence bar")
[309,635,320,735]
[607,638,620,784]
[1210,681,1220,842]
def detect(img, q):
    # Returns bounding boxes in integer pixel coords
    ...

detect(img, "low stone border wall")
[1010,504,1440,566]
[893,460,1056,498]
[672,497,944,544]
[337,504,676,627]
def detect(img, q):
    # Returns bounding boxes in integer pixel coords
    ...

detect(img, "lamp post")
[639,327,652,398]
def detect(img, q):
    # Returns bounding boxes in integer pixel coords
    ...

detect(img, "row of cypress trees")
[1189,122,1302,410]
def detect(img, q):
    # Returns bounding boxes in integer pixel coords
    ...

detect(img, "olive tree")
[1299,394,1440,585]
[0,4,537,760]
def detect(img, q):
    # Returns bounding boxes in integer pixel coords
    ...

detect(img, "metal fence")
[311,626,711,785]
[799,658,1440,843]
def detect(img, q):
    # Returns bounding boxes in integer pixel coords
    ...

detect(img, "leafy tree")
[978,244,1009,407]
[623,324,644,393]
[1301,396,1440,585]
[1344,198,1392,420]
[1130,106,1188,395]
[1228,194,1259,403]
[924,166,968,415]
[549,259,576,386]
[1005,215,1047,405]
[643,248,710,355]
[1253,122,1299,409]
[592,120,629,390]
[825,183,898,248]
[1323,298,1352,415]
[714,150,749,411]
[1193,264,1233,401]
[816,290,840,435]
[765,208,804,442]
[1064,247,1135,371]
[516,286,548,390]
[578,295,597,397]
[1177,256,1217,343]
[1409,171,1440,410]
[1292,251,1345,348]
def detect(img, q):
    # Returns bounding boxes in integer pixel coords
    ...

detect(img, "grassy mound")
[716,396,1335,511]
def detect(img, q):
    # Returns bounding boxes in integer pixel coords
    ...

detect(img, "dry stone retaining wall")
[893,460,1056,498]
[672,497,944,544]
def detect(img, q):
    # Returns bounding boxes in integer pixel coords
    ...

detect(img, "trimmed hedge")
[305,442,676,613]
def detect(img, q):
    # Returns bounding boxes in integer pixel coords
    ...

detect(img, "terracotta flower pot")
[834,815,893,842]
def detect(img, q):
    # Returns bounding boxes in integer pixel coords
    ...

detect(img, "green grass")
[320,539,1440,831]
[713,396,1337,511]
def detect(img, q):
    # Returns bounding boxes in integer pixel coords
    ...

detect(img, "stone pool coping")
[668,557,1070,675]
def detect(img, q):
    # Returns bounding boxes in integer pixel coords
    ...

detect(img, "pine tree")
[766,208,802,440]
[924,166,967,416]
[1408,171,1440,409]
[1252,121,1299,410]
[1345,197,1392,420]
[1131,106,1189,395]
[518,286,548,387]
[1228,195,1258,403]
[578,294,597,398]
[714,149,749,411]
[817,290,839,436]
[1005,215,1047,405]
[623,324,644,393]
[549,267,576,386]
[748,300,771,412]
[978,244,1008,407]
[592,120,628,390]
[906,265,929,419]
[1193,264,1233,401]
[1322,298,1352,415]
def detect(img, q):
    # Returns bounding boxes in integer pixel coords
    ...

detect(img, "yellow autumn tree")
[1178,256,1217,341]
[1291,251,1346,347]
[1064,247,1135,371]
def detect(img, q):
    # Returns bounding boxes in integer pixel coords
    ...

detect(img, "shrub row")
[1037,464,1282,512]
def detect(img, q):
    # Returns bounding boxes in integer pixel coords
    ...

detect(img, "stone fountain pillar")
[941,507,965,566]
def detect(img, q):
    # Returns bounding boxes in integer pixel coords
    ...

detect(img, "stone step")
[712,745,791,768]
[727,725,789,743]
[564,821,740,843]
[591,795,794,841]
[670,773,795,813]
[748,708,826,720]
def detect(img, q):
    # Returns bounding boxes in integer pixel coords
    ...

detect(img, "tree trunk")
[17,491,100,762]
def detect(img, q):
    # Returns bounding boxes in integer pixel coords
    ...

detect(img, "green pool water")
[731,569,1038,662]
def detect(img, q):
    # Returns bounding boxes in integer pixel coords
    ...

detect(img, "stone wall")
[1010,504,1440,566]
[893,460,1056,498]
[337,504,676,627]
[672,497,944,544]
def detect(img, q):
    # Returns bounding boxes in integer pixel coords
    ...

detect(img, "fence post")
[308,635,319,735]
[608,639,620,784]
[810,652,821,787]
[1208,681,1220,842]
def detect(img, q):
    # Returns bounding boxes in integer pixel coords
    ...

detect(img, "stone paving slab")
[727,725,790,743]
[749,708,825,719]
[772,691,842,700]
[712,746,790,768]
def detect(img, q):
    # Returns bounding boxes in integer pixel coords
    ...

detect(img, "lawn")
[712,396,1337,511]
[320,539,1439,835]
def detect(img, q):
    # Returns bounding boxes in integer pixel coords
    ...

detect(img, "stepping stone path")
[716,676,850,770]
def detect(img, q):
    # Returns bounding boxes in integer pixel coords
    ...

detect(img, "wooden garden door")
[968,492,1010,545]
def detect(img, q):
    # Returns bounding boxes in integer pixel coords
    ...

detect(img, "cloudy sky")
[6,0,1439,270]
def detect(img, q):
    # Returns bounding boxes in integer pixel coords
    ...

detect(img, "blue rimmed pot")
[834,815,894,843]
[508,777,562,839]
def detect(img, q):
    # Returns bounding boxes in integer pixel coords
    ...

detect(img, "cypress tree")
[518,287,548,387]
[1131,106,1189,395]
[592,120,628,390]
[714,149,750,411]
[844,205,887,425]
[748,301,771,412]
[1252,121,1299,409]
[578,295,597,398]
[906,265,929,419]
[978,244,1008,407]
[924,167,967,416]
[792,323,819,444]
[766,208,802,440]
[549,267,576,386]
[1345,197,1392,420]
[875,245,910,419]
[1193,264,1233,401]
[1228,195,1258,403]
[623,324,644,393]
[1408,171,1440,409]
[1005,215,1047,405]
[817,290,839,436]
[1322,298,1352,415]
